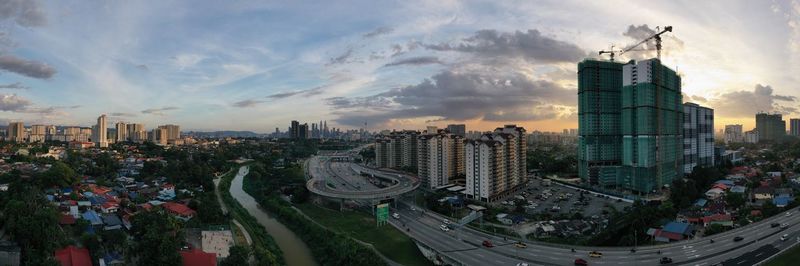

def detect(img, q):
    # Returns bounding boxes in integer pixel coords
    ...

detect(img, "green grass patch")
[296,203,433,266]
[766,244,800,266]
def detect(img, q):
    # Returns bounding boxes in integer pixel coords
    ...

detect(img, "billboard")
[376,203,389,226]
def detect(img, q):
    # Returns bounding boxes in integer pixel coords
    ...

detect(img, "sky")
[0,0,798,133]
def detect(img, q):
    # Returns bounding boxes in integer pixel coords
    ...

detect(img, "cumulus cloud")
[708,84,796,118]
[0,81,28,89]
[363,26,394,38]
[619,24,684,59]
[141,106,179,116]
[0,93,30,111]
[0,0,47,27]
[232,99,264,108]
[424,29,585,63]
[266,86,324,100]
[0,55,56,79]
[384,56,443,67]
[328,71,575,127]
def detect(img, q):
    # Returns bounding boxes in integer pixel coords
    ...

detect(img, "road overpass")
[305,155,420,200]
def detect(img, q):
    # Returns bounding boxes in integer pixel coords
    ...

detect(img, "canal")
[229,166,317,266]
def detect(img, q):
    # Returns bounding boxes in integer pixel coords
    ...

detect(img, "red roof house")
[59,214,77,225]
[180,249,217,266]
[55,246,91,266]
[162,202,196,220]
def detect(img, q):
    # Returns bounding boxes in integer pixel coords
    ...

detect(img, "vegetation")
[526,144,577,174]
[129,210,183,265]
[0,183,65,265]
[243,163,387,266]
[218,169,283,265]
[767,244,800,266]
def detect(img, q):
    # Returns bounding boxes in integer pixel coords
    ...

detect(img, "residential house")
[753,186,775,200]
[179,249,216,266]
[54,246,91,266]
[162,202,196,221]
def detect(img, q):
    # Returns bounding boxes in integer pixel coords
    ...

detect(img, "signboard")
[376,203,389,226]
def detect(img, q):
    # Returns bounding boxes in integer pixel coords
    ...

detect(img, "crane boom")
[621,26,673,60]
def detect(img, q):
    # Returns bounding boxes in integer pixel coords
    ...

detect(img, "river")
[229,166,317,266]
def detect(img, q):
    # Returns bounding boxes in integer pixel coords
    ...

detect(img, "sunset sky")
[0,0,798,132]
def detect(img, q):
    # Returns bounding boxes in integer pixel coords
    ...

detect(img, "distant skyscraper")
[290,120,300,139]
[426,126,438,135]
[790,119,800,136]
[724,124,743,143]
[7,122,24,142]
[745,130,759,143]
[446,124,466,137]
[298,123,309,139]
[150,128,167,145]
[127,123,146,142]
[157,124,181,141]
[95,114,108,148]
[683,103,714,174]
[756,113,785,142]
[115,122,128,142]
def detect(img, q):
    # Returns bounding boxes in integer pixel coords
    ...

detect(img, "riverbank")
[226,166,316,266]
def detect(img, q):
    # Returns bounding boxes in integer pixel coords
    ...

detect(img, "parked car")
[589,251,603,258]
[659,257,673,264]
[733,236,744,242]
[482,240,494,248]
[515,242,527,248]
[574,258,588,266]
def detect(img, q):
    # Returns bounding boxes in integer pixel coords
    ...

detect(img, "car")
[392,213,400,219]
[439,224,450,232]
[574,258,588,266]
[515,242,527,248]
[772,223,781,228]
[660,257,673,264]
[482,240,494,248]
[443,219,451,225]
[516,263,530,266]
[733,236,744,242]
[781,234,789,241]
[588,251,603,258]
[782,223,790,229]
[787,212,793,217]
[410,206,416,211]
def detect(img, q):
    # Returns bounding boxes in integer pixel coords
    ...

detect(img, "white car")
[787,212,793,217]
[781,234,789,241]
[392,213,400,219]
[443,219,451,225]
[440,224,450,232]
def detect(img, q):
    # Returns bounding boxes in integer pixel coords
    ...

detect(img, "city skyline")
[0,1,798,133]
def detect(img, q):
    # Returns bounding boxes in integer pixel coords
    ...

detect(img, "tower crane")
[598,26,674,61]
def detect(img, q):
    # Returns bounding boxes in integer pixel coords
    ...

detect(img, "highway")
[305,155,420,200]
[390,201,800,265]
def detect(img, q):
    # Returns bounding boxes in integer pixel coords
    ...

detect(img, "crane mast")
[598,26,673,61]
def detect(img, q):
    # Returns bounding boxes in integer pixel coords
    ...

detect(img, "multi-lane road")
[305,155,420,200]
[305,154,800,265]
[391,200,800,266]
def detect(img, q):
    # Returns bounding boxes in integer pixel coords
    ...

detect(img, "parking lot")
[494,177,631,219]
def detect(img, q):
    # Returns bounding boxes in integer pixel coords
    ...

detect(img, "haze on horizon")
[0,0,797,133]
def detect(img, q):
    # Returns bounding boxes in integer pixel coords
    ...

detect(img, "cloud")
[0,81,28,89]
[619,24,684,59]
[232,99,264,108]
[0,55,56,79]
[0,93,30,111]
[708,84,796,118]
[266,86,324,100]
[424,29,585,63]
[384,56,443,67]
[141,106,179,116]
[109,112,137,117]
[0,0,47,27]
[136,64,149,71]
[363,26,394,38]
[328,48,354,65]
[328,70,575,127]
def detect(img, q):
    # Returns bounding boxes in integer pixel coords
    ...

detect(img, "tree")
[39,161,78,187]
[704,224,727,236]
[2,186,65,262]
[725,193,746,210]
[129,210,183,265]
[221,246,251,266]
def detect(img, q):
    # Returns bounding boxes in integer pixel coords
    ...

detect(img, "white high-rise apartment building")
[724,124,744,143]
[374,130,419,169]
[127,123,146,142]
[465,125,527,203]
[7,122,24,142]
[115,122,128,142]
[159,124,181,140]
[417,131,464,189]
[683,103,715,174]
[95,114,108,148]
[29,125,46,143]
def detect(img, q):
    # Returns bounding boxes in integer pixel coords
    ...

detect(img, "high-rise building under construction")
[578,58,683,194]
